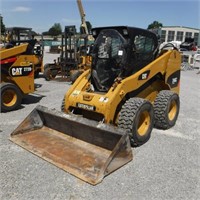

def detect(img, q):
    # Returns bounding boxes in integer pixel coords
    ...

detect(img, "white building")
[160,26,200,46]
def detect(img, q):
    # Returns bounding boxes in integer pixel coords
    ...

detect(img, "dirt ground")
[0,53,200,200]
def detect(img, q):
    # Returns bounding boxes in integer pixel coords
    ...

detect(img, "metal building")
[160,26,200,46]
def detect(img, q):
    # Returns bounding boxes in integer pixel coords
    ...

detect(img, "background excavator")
[10,25,181,185]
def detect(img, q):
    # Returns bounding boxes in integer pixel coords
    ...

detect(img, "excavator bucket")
[10,105,133,185]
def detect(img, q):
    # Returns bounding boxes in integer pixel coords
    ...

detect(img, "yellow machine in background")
[43,25,92,82]
[43,0,93,82]
[10,26,181,185]
[1,42,36,112]
[3,27,44,77]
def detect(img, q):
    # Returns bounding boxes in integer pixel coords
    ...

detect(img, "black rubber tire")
[154,90,180,130]
[43,67,57,81]
[34,70,40,78]
[70,70,82,83]
[118,98,154,147]
[43,63,50,71]
[1,82,22,112]
[61,96,66,112]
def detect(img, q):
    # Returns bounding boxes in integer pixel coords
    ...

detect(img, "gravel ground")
[0,52,200,200]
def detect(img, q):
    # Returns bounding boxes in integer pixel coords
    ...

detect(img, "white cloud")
[12,6,31,12]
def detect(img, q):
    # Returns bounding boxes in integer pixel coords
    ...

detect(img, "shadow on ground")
[22,93,45,105]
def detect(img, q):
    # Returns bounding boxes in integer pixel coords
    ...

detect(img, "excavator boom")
[76,0,89,34]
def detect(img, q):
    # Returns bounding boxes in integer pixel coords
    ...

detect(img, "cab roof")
[91,26,157,40]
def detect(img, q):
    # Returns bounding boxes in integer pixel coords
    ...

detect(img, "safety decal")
[72,90,80,96]
[99,97,108,102]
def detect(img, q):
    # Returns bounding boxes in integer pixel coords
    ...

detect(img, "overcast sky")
[0,0,199,33]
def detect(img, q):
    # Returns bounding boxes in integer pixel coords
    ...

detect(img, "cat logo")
[167,70,180,88]
[11,67,23,76]
[172,77,178,85]
[142,73,148,80]
[138,70,150,80]
[9,65,33,77]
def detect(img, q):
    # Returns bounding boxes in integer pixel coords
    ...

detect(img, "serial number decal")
[77,103,95,111]
[24,67,32,72]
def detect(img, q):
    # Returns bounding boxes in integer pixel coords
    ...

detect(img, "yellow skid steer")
[10,26,181,185]
[1,42,36,112]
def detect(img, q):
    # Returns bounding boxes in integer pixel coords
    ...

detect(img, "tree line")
[0,14,162,38]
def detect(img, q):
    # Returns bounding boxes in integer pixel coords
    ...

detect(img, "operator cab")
[5,27,43,56]
[91,29,127,91]
[90,26,158,92]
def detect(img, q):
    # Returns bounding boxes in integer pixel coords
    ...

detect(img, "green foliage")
[147,21,163,29]
[42,31,49,36]
[0,14,6,34]
[48,23,62,37]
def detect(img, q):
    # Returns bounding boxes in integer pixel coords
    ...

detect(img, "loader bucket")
[10,105,133,185]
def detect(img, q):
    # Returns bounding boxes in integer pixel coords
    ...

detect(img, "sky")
[0,0,200,34]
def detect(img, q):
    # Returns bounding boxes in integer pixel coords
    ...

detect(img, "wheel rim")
[137,111,151,136]
[2,89,17,107]
[168,100,177,121]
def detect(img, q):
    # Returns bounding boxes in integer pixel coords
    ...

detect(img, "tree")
[48,23,62,39]
[147,21,163,30]
[0,14,6,35]
[42,31,49,36]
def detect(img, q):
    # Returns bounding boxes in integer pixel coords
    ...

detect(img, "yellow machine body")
[1,43,35,112]
[10,26,181,185]
[64,50,181,124]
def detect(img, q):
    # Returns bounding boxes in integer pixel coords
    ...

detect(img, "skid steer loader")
[10,26,181,185]
[1,40,36,112]
[4,27,44,78]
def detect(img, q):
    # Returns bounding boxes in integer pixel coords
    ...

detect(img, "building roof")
[162,26,200,31]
